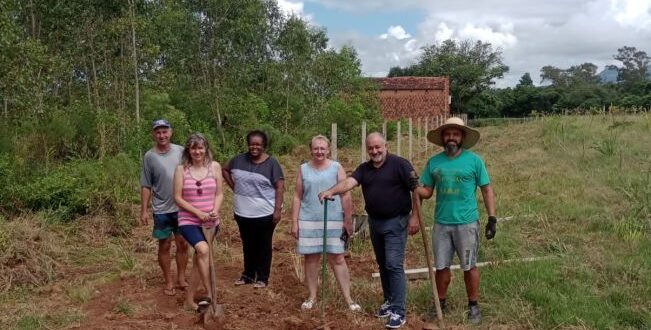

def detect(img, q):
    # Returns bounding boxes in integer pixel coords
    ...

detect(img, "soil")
[69,222,435,330]
[54,153,455,329]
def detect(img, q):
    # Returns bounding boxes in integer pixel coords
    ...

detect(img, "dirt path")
[69,220,435,330]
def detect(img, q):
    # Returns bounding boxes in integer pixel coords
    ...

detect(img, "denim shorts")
[432,221,479,271]
[179,225,218,247]
[152,212,179,240]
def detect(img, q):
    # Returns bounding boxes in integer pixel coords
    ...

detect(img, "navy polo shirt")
[351,154,414,219]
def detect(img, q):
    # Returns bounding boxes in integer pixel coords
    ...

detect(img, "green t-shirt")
[420,149,490,225]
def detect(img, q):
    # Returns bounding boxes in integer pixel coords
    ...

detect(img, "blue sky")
[303,2,424,36]
[278,0,651,87]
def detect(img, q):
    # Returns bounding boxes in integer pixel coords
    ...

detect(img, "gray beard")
[445,143,459,154]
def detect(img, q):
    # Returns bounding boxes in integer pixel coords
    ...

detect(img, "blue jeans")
[369,214,408,317]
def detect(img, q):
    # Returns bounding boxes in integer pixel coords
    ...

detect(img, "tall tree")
[518,72,533,87]
[389,39,509,114]
[614,46,650,83]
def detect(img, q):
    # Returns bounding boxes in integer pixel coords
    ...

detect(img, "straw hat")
[427,117,480,149]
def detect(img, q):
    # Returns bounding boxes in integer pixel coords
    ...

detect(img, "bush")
[7,155,139,228]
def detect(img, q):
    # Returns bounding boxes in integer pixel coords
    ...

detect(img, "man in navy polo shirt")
[319,132,420,329]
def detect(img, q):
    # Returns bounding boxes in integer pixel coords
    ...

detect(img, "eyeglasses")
[196,181,202,195]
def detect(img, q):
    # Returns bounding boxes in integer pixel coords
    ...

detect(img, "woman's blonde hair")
[309,134,330,149]
[181,133,213,167]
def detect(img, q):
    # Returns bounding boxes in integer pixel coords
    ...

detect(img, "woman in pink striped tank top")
[173,133,224,311]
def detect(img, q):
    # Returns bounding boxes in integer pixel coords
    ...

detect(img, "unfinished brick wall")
[373,77,450,120]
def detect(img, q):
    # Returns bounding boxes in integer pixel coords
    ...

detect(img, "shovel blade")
[200,304,225,329]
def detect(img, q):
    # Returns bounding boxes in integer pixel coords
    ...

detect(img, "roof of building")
[372,76,448,90]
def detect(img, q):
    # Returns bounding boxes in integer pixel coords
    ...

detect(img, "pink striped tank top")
[178,165,219,227]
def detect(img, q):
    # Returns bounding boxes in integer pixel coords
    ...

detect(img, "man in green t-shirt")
[413,117,496,325]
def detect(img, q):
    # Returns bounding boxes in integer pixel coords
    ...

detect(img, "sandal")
[349,303,362,312]
[301,299,315,311]
[163,288,176,296]
[183,302,199,312]
[197,298,211,313]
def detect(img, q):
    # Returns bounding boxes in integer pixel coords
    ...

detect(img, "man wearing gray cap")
[139,119,189,296]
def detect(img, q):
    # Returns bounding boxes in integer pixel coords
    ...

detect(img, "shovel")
[417,212,443,329]
[316,198,334,330]
[200,226,225,327]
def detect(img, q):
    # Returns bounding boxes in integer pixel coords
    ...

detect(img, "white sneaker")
[349,303,362,312]
[301,299,315,311]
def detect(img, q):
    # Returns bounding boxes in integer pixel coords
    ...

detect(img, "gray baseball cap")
[152,119,171,129]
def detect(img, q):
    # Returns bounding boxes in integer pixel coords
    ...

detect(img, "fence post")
[424,116,429,155]
[382,120,387,138]
[361,121,367,163]
[417,117,421,156]
[408,117,413,161]
[331,123,337,161]
[396,120,401,157]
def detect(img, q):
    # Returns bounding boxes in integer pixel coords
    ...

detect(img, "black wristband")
[487,216,497,223]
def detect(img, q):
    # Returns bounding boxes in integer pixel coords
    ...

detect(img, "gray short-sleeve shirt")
[140,144,183,214]
[227,153,284,218]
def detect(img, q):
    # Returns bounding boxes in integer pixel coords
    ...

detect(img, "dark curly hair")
[246,130,268,149]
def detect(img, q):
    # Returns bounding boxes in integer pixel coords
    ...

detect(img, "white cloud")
[404,39,418,52]
[379,25,412,40]
[610,0,651,30]
[277,0,304,16]
[457,23,517,49]
[277,0,315,22]
[320,0,651,86]
[434,22,454,42]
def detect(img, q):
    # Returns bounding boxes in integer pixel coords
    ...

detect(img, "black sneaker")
[467,304,481,324]
[375,301,391,318]
[385,312,406,329]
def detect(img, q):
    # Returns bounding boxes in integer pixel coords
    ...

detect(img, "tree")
[389,39,509,115]
[614,46,650,83]
[517,73,533,87]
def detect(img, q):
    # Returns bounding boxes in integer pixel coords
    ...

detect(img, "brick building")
[372,77,450,120]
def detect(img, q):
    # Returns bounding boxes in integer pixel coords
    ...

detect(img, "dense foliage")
[390,41,651,118]
[0,0,380,220]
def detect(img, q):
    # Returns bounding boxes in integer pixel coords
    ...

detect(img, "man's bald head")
[365,132,388,166]
[366,132,386,146]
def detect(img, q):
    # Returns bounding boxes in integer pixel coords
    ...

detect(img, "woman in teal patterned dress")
[290,135,360,312]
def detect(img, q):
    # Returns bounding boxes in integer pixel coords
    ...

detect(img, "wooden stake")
[408,117,413,161]
[331,123,337,161]
[361,121,367,163]
[396,120,401,157]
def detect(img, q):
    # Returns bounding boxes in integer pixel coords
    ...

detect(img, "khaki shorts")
[432,221,479,271]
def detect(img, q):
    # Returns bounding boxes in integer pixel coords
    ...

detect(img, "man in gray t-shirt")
[139,119,189,296]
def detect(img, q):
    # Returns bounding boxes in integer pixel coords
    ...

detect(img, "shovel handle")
[201,227,218,311]
[320,199,329,320]
[417,213,443,321]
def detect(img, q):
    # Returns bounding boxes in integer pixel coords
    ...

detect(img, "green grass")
[113,298,134,316]
[13,310,84,330]
[408,114,651,329]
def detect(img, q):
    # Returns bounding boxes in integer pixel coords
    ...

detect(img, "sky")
[276,0,651,87]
